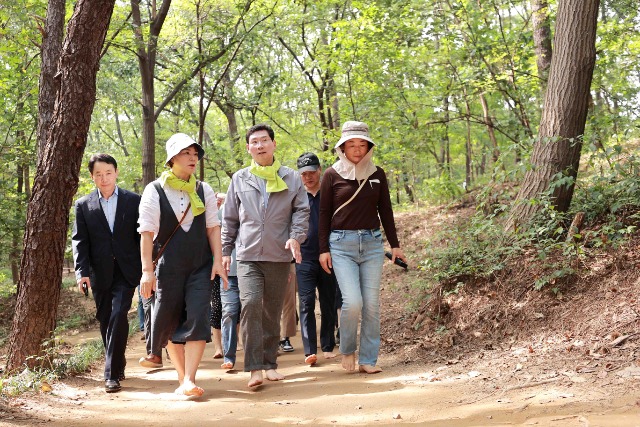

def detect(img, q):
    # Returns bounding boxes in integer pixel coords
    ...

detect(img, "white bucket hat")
[335,121,375,148]
[164,133,205,166]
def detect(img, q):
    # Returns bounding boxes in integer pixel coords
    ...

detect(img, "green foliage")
[0,269,16,298]
[422,140,640,294]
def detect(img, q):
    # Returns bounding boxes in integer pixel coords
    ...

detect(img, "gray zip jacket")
[221,165,310,262]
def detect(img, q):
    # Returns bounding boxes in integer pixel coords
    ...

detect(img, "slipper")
[304,354,317,365]
[176,385,204,397]
[220,362,234,370]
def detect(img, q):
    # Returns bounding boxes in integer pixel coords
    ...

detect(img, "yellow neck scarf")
[159,171,206,216]
[248,158,288,193]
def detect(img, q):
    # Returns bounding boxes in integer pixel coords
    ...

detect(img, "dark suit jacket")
[72,188,142,290]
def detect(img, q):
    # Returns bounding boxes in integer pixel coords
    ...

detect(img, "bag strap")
[152,181,201,267]
[332,178,368,219]
[153,203,191,267]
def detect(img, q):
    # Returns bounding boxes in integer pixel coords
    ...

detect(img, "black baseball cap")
[297,152,320,173]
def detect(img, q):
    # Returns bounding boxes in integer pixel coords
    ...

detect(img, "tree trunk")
[509,0,599,229]
[11,162,24,287]
[440,94,450,175]
[36,0,66,160]
[131,0,172,186]
[463,95,473,187]
[479,93,500,164]
[6,0,117,371]
[531,0,553,91]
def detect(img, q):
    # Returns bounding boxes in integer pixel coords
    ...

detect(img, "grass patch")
[0,338,104,397]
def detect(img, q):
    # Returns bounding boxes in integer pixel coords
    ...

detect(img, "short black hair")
[88,153,118,174]
[246,123,275,144]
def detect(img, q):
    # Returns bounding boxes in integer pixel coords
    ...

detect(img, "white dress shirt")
[137,180,219,239]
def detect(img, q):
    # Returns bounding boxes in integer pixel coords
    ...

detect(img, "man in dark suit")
[72,153,142,393]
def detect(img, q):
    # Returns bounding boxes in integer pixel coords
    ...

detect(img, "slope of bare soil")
[2,205,640,426]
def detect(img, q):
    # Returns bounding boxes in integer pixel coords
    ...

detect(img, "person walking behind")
[72,154,142,393]
[319,121,406,374]
[222,123,309,388]
[279,261,298,353]
[295,152,338,365]
[218,193,241,371]
[138,133,227,397]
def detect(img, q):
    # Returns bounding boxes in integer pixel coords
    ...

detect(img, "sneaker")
[279,338,294,352]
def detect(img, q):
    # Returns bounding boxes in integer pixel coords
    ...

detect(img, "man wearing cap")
[295,152,338,365]
[72,153,142,393]
[138,133,227,397]
[221,123,309,388]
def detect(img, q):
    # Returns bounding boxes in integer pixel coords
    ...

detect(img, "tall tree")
[36,0,66,159]
[6,0,117,370]
[131,0,171,186]
[509,0,600,228]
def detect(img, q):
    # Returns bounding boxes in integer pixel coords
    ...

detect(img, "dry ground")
[2,205,640,426]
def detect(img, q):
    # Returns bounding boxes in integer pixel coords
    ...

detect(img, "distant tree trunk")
[508,0,599,229]
[6,0,117,371]
[440,94,451,175]
[531,0,553,92]
[131,0,171,186]
[402,173,415,203]
[479,93,500,164]
[327,76,340,130]
[11,161,24,287]
[463,95,473,187]
[36,0,65,160]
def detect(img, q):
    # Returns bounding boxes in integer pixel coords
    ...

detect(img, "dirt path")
[4,329,638,426]
[4,210,640,425]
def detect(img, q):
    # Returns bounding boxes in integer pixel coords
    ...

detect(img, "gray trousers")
[237,261,290,371]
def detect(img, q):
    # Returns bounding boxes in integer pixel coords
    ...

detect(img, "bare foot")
[265,369,285,381]
[248,370,263,387]
[213,351,223,359]
[304,354,317,365]
[323,351,337,359]
[220,362,234,370]
[359,364,382,374]
[341,353,356,372]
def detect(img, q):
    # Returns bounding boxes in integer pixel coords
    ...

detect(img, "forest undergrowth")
[380,150,640,395]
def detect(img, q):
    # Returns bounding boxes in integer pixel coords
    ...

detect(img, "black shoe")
[279,338,294,352]
[105,379,121,393]
[118,371,126,381]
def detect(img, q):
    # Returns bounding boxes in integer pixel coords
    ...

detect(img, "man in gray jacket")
[222,123,309,388]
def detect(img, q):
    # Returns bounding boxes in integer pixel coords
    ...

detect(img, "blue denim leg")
[330,229,384,366]
[137,286,144,331]
[220,276,240,365]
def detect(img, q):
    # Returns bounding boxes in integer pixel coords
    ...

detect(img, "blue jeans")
[329,229,384,366]
[137,286,144,331]
[220,276,240,365]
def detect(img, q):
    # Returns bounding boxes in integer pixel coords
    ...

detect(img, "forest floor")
[1,203,640,426]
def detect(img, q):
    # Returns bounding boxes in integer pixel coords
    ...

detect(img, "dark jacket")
[72,188,142,289]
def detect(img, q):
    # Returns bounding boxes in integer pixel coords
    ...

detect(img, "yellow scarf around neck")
[248,158,288,193]
[159,170,206,216]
